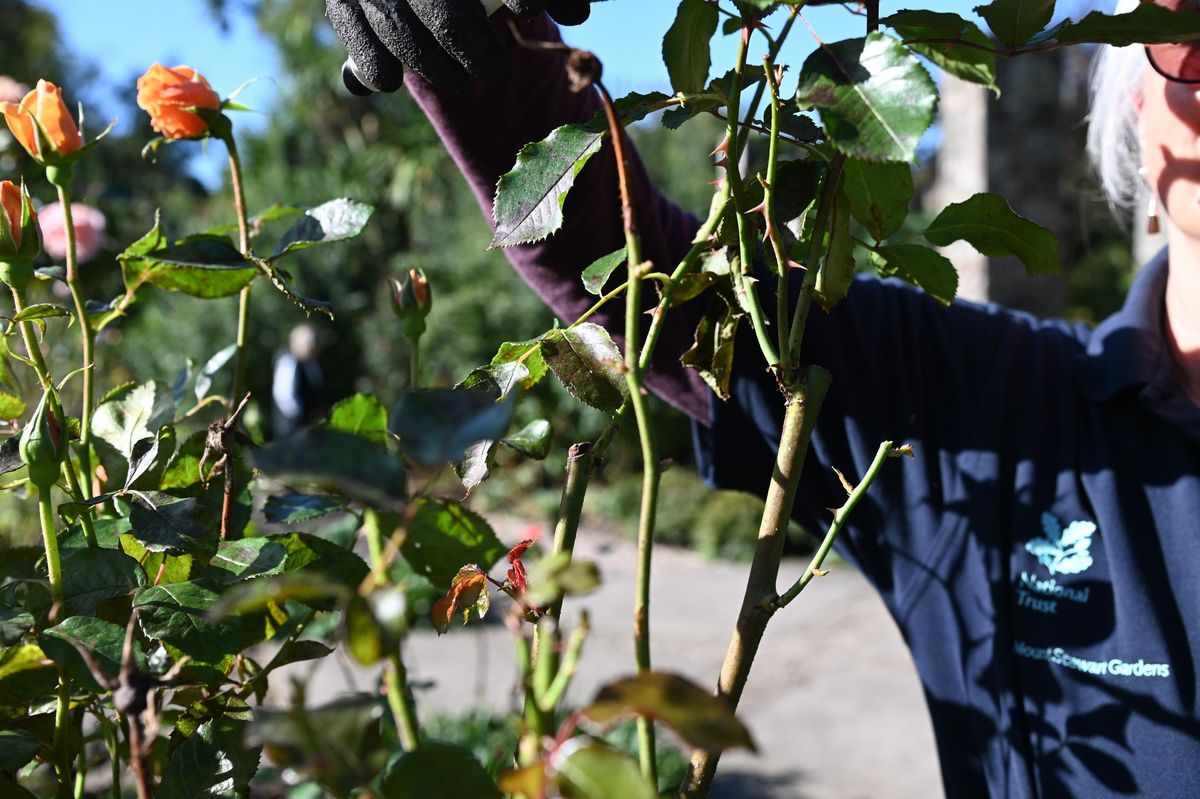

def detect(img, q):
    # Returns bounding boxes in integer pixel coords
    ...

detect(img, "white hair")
[1086,0,1147,212]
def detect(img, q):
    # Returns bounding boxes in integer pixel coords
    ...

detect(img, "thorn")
[810,566,830,577]
[747,200,767,217]
[833,466,854,496]
[714,156,730,170]
[787,260,806,271]
[708,178,724,186]
[891,443,916,459]
[710,135,731,157]
[774,65,786,86]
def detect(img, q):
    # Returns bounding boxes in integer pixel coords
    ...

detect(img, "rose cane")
[136,65,253,411]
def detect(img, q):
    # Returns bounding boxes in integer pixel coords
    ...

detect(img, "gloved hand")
[327,0,594,95]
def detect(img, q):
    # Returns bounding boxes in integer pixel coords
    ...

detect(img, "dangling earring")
[1140,166,1161,235]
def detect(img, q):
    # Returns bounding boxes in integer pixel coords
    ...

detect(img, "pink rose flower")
[0,77,28,105]
[37,202,106,263]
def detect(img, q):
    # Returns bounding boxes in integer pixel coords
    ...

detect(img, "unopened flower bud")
[0,179,41,290]
[19,389,66,491]
[389,267,432,340]
[0,79,83,164]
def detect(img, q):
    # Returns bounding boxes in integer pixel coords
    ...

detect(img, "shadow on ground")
[712,769,809,799]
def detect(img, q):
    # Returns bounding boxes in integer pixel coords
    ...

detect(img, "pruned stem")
[679,366,832,797]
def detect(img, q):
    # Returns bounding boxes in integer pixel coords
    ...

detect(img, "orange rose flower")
[0,79,84,162]
[136,64,221,140]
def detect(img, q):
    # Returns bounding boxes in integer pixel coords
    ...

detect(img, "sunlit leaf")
[327,393,389,444]
[120,232,259,300]
[796,33,936,162]
[539,324,628,414]
[159,719,261,799]
[663,0,719,94]
[884,10,998,91]
[271,198,374,259]
[581,247,628,296]
[135,580,265,663]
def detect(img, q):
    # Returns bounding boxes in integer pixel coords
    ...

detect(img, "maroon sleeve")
[403,11,711,424]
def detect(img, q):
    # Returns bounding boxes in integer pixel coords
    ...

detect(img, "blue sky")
[28,0,1103,182]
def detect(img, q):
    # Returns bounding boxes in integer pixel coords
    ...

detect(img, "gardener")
[327,1,1200,796]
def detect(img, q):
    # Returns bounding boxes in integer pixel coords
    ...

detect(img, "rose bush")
[135,63,222,139]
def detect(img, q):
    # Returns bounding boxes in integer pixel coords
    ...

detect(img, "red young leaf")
[505,538,537,593]
[430,564,489,635]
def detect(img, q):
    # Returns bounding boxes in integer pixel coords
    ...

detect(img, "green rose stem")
[12,293,74,796]
[681,8,887,796]
[364,504,421,750]
[596,77,660,786]
[224,137,253,412]
[10,286,97,548]
[48,168,98,501]
[724,25,780,370]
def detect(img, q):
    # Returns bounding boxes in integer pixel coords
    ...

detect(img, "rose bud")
[19,388,66,491]
[389,268,432,340]
[38,201,106,263]
[136,64,221,140]
[0,179,42,289]
[0,79,84,163]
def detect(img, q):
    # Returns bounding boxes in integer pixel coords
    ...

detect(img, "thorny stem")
[787,153,845,363]
[775,440,899,610]
[568,273,671,331]
[225,138,253,413]
[56,185,97,500]
[760,58,793,369]
[597,77,659,785]
[680,367,831,798]
[726,22,780,369]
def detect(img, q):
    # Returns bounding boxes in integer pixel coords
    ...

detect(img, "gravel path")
[274,518,943,798]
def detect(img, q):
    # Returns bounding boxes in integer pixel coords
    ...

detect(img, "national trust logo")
[1025,513,1096,576]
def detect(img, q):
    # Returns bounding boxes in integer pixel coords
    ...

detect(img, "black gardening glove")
[327,0,594,95]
